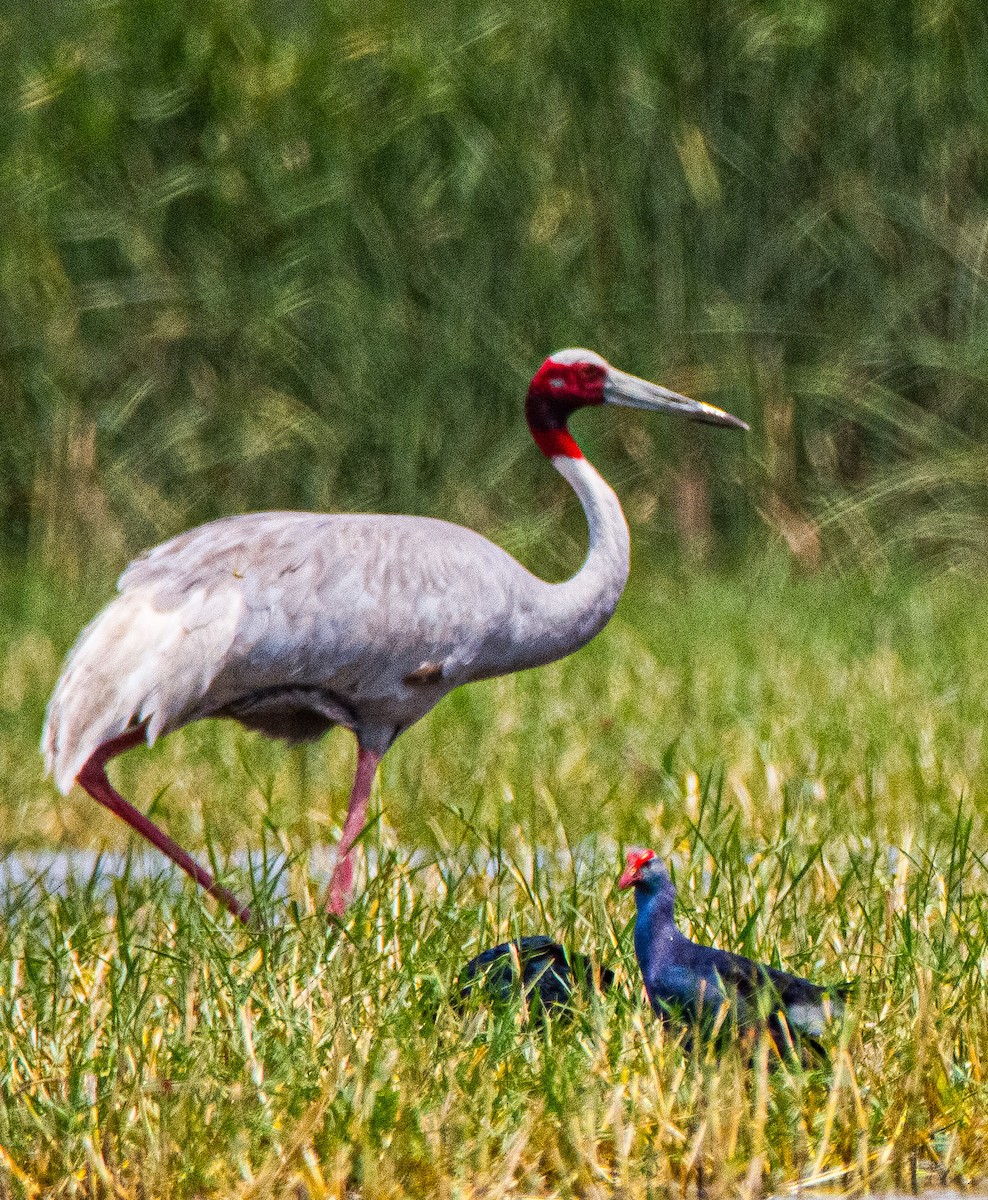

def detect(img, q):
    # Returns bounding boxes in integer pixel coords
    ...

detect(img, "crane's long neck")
[513,450,630,668]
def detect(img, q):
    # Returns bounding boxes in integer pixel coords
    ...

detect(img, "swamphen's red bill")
[618,846,656,889]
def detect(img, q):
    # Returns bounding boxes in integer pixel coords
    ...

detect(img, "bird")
[618,849,851,1055]
[42,349,747,922]
[457,935,614,1012]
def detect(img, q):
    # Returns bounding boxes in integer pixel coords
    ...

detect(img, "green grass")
[3,561,988,1195]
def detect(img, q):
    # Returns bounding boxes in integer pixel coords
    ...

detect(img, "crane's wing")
[43,511,538,792]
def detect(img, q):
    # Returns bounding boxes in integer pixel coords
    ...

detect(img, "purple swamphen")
[458,935,614,1013]
[619,849,852,1055]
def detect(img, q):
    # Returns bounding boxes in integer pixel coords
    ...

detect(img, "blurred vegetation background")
[3,0,988,586]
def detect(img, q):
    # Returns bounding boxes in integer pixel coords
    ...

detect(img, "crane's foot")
[211,885,252,925]
[78,731,252,926]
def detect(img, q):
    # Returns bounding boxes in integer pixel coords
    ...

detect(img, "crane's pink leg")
[325,746,382,916]
[76,726,251,924]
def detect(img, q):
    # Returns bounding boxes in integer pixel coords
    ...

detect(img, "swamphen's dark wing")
[458,935,614,1011]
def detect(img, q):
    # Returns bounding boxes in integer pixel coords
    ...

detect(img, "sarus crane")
[43,350,747,921]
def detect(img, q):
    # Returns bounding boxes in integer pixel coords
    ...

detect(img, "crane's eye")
[578,364,604,385]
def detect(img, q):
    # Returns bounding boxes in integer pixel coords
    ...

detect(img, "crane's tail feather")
[43,588,241,793]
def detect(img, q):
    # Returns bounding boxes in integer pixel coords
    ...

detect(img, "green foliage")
[4,0,988,573]
[5,563,988,1192]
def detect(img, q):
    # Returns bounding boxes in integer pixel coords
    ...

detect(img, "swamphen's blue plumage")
[619,849,851,1054]
[458,935,614,1011]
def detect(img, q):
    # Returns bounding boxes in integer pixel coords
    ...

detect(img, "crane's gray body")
[44,455,630,793]
[40,349,749,920]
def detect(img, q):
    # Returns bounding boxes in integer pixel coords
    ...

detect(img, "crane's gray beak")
[604,368,749,431]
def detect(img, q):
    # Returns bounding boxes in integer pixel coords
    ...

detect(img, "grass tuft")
[3,562,988,1192]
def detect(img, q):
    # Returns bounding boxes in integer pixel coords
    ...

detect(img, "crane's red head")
[618,847,657,889]
[526,349,609,459]
[526,348,748,461]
